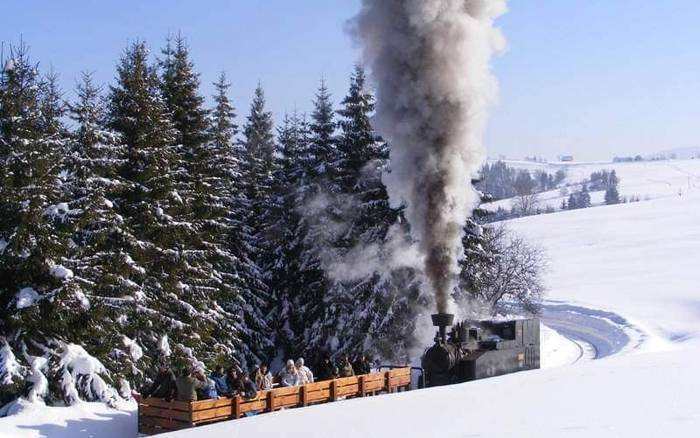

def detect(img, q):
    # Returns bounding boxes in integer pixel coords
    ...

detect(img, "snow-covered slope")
[495,158,700,200]
[484,158,700,212]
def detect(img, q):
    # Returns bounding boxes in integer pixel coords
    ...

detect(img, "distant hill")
[648,146,700,160]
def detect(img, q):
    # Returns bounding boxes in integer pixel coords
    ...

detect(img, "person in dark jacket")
[316,354,338,381]
[353,354,372,375]
[142,364,176,400]
[225,366,241,395]
[209,365,231,396]
[338,354,355,377]
[175,367,207,402]
[238,373,258,400]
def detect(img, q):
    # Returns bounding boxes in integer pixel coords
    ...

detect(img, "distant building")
[559,155,574,162]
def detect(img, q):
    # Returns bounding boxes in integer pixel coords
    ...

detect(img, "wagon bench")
[138,367,412,436]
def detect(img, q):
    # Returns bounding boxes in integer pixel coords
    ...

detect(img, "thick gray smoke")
[353,0,507,313]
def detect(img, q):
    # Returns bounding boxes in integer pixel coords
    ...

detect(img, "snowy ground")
[0,399,136,438]
[3,161,700,437]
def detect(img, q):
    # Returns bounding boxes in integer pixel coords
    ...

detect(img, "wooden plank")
[276,393,301,408]
[334,376,359,387]
[141,398,191,412]
[140,406,192,422]
[191,405,234,422]
[192,397,234,411]
[336,384,360,397]
[303,381,331,392]
[240,399,267,413]
[359,375,366,397]
[267,390,275,412]
[233,396,241,419]
[300,385,308,407]
[305,389,331,403]
[330,380,338,402]
[194,415,233,426]
[271,385,301,397]
[364,380,384,392]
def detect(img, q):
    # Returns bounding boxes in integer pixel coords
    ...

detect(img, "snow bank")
[0,399,136,438]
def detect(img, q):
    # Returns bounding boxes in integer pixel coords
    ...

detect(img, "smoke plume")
[353,0,507,313]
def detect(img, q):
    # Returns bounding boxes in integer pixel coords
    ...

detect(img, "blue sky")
[3,0,699,161]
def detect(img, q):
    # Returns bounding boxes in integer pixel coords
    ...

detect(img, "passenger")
[239,373,258,400]
[353,354,372,375]
[316,354,337,381]
[225,367,241,395]
[175,367,207,402]
[209,365,231,396]
[254,364,273,390]
[295,358,314,384]
[200,376,218,400]
[338,354,355,377]
[278,359,301,387]
[142,363,176,400]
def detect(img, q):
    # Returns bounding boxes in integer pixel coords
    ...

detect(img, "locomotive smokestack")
[431,313,455,344]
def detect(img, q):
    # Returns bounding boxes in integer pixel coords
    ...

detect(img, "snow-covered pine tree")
[266,111,316,359]
[315,66,422,362]
[204,72,267,368]
[107,42,225,378]
[238,84,276,367]
[287,80,342,362]
[158,37,242,367]
[61,72,147,396]
[0,45,93,405]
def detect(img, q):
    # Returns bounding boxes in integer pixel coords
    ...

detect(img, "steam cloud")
[353,0,507,313]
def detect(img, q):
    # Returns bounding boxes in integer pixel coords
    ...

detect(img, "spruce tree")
[107,41,227,375]
[204,73,267,367]
[266,112,316,358]
[314,67,420,362]
[62,72,144,389]
[158,37,244,365]
[286,80,342,361]
[0,45,89,403]
[239,84,276,366]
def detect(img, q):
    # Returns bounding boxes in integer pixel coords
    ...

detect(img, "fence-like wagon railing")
[138,367,412,436]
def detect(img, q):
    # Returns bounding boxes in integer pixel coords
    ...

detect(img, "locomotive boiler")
[421,313,540,387]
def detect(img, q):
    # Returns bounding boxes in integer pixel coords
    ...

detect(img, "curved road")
[541,301,644,360]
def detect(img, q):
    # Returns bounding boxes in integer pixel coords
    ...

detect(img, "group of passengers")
[142,353,374,402]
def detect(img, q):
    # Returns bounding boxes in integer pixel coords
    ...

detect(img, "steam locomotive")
[421,313,540,387]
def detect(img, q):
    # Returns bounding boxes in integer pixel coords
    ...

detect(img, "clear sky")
[2,0,699,161]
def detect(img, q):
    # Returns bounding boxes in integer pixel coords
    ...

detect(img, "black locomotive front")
[421,313,540,387]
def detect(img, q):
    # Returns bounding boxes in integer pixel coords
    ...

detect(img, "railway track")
[541,302,644,361]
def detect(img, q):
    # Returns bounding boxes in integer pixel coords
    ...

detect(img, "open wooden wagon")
[138,367,412,436]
